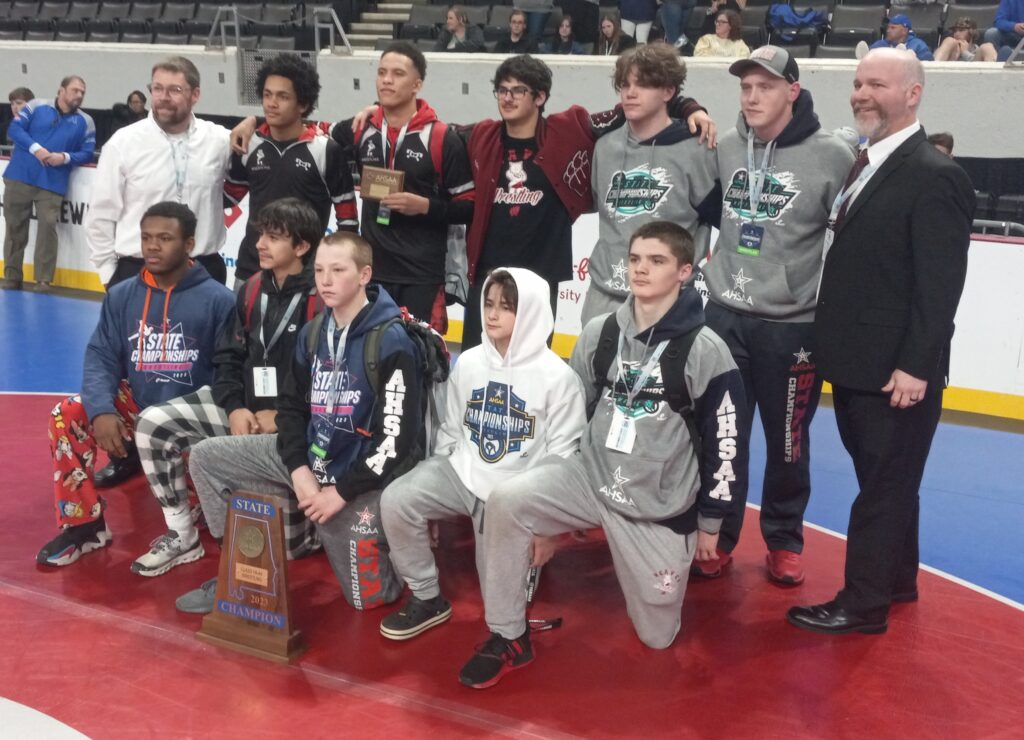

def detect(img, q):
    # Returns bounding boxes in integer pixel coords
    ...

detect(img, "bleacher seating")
[827,4,885,46]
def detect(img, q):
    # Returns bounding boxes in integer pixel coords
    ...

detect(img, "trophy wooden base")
[195,491,306,664]
[198,613,306,664]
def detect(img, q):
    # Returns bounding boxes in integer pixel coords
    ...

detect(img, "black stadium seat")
[25,28,54,39]
[259,33,295,49]
[56,29,86,40]
[814,43,856,58]
[57,2,100,32]
[86,29,118,40]
[84,1,130,33]
[25,1,68,32]
[119,30,152,42]
[118,1,163,33]
[827,4,884,46]
[152,2,195,34]
[154,31,187,44]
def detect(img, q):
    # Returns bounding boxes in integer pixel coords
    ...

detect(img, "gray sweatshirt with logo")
[589,120,719,302]
[703,90,854,322]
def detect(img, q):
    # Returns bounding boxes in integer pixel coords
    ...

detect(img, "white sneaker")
[855,40,869,59]
[131,530,204,577]
[674,34,689,49]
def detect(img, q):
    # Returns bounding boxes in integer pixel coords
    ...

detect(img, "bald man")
[787,49,975,635]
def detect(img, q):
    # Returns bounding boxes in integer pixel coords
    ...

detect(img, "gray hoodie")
[589,121,719,303]
[704,89,854,322]
[569,287,747,533]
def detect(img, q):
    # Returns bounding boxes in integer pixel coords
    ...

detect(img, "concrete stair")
[346,2,419,49]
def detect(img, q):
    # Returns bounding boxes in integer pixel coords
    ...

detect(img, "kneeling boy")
[459,222,748,688]
[379,267,586,639]
[176,232,423,613]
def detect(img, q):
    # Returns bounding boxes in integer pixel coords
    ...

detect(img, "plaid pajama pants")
[133,386,320,559]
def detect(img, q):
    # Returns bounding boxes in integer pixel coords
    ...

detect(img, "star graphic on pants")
[731,269,752,293]
[793,347,812,364]
[357,507,375,526]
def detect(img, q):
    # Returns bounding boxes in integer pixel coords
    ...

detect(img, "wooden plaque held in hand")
[361,166,405,200]
[197,491,306,663]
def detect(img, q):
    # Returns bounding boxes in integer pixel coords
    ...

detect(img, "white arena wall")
[1,43,1022,420]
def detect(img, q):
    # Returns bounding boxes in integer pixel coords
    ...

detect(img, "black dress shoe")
[94,449,142,489]
[786,600,887,635]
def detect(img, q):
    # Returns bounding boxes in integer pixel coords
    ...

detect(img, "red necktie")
[835,148,870,227]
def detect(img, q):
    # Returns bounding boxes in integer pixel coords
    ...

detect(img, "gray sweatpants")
[380,456,487,602]
[483,453,696,648]
[189,433,403,611]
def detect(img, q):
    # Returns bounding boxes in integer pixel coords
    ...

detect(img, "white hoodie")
[435,267,587,501]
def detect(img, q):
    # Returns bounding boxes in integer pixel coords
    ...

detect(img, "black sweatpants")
[704,301,822,554]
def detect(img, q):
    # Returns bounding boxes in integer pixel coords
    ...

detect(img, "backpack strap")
[362,316,400,395]
[305,286,322,322]
[587,313,621,418]
[242,273,262,332]
[304,311,325,366]
[429,121,446,187]
[659,324,705,477]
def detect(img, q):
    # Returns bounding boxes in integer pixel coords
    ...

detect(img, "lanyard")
[165,132,190,203]
[614,333,669,409]
[380,119,409,169]
[258,292,302,365]
[745,135,776,224]
[323,313,352,418]
[828,159,876,226]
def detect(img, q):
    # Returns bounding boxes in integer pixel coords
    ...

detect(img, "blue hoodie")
[276,285,426,501]
[81,263,235,421]
[869,32,934,61]
[995,0,1024,34]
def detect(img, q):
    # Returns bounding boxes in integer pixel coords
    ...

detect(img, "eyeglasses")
[147,83,190,98]
[493,85,532,100]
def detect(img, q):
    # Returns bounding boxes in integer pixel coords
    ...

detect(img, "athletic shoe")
[131,530,204,577]
[176,578,218,614]
[458,631,534,689]
[673,34,689,49]
[689,548,732,578]
[766,550,805,585]
[855,40,870,59]
[32,281,51,292]
[0,278,22,290]
[36,516,112,567]
[380,594,452,640]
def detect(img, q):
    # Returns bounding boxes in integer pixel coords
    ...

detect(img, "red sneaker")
[766,550,805,585]
[690,548,732,578]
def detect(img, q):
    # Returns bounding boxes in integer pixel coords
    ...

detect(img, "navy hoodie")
[276,285,425,501]
[82,263,236,421]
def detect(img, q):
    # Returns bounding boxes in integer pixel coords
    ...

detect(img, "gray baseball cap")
[729,45,800,83]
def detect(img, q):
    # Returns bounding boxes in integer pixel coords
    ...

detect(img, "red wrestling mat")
[2,393,1022,738]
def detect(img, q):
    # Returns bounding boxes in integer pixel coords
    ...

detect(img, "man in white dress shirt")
[86,56,233,289]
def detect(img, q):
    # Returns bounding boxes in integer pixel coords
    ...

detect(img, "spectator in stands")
[544,14,588,53]
[594,13,637,56]
[110,90,148,135]
[983,0,1024,61]
[934,18,998,62]
[435,5,485,52]
[867,15,934,61]
[4,87,34,144]
[559,0,600,44]
[2,76,94,292]
[86,56,232,292]
[661,0,697,49]
[702,0,747,36]
[514,0,555,44]
[620,0,659,43]
[694,9,750,58]
[582,43,719,323]
[224,53,357,286]
[495,10,539,54]
[928,131,955,158]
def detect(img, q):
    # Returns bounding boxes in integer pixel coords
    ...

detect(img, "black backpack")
[590,313,704,463]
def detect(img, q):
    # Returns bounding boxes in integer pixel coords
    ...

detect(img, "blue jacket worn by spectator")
[6,98,95,195]
[994,0,1024,33]
[870,15,934,61]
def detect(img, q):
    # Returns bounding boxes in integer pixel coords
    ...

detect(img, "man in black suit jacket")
[787,49,975,635]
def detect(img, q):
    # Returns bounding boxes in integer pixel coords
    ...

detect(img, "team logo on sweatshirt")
[128,323,200,385]
[309,357,361,434]
[723,168,799,221]
[604,166,673,221]
[463,381,536,463]
[612,363,665,419]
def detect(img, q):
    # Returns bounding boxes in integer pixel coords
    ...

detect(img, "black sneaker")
[380,594,452,641]
[37,516,112,567]
[458,630,533,689]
